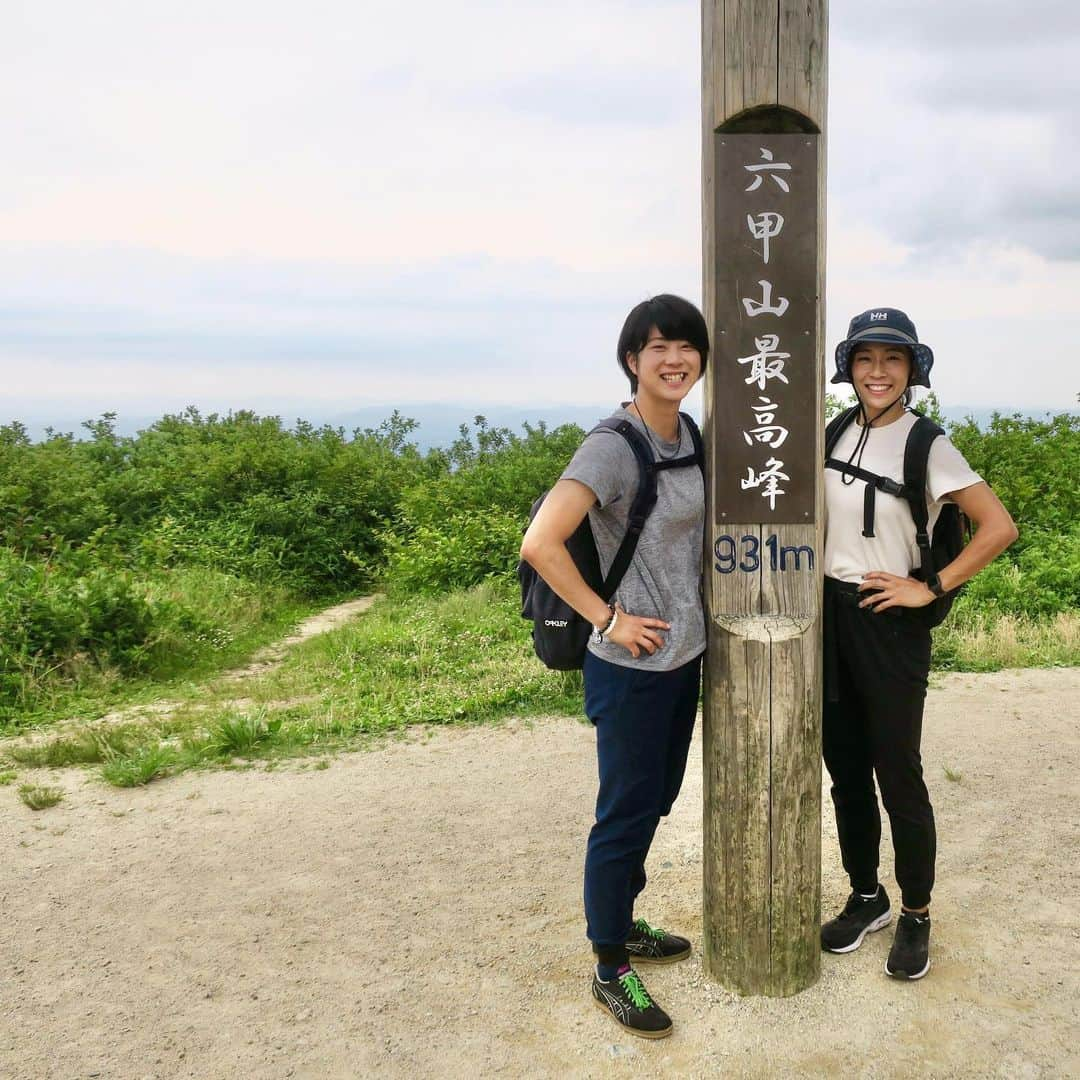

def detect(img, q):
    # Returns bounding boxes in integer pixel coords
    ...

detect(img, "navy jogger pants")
[582,649,703,958]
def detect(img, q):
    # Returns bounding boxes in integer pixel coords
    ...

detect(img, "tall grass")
[270,581,584,732]
[1,562,312,732]
[933,611,1079,672]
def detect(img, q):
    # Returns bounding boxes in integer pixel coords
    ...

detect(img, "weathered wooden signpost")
[701,1,827,995]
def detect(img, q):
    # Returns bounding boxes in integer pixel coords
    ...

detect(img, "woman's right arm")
[520,478,670,658]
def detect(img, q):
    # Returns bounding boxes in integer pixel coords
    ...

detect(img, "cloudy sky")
[2,0,1077,426]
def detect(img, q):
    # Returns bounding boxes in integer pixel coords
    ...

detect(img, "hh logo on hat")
[870,311,888,320]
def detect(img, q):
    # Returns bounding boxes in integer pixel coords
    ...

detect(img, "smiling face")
[850,341,912,418]
[627,327,702,407]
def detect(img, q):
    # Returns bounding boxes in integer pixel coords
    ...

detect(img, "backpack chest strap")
[825,458,912,539]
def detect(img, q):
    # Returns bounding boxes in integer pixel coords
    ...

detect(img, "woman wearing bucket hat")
[820,307,1017,980]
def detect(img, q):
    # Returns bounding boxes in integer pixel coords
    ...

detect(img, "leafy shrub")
[383,418,582,594]
[381,509,525,596]
[0,553,291,724]
[949,412,1079,546]
[0,409,430,594]
[955,523,1080,618]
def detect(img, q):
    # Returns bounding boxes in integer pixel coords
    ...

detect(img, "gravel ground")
[2,667,1077,1079]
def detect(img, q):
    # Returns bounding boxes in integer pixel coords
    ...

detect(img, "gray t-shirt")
[560,406,706,672]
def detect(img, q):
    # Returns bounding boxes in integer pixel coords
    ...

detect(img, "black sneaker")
[821,887,892,953]
[624,918,692,965]
[591,966,673,1040]
[886,912,931,980]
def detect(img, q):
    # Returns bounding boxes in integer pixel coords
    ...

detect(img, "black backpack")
[518,412,704,670]
[824,405,967,628]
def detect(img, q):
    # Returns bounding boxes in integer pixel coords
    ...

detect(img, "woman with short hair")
[520,293,709,1038]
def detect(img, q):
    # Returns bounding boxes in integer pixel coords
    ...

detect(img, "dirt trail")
[34,595,381,737]
[2,666,1077,1079]
[214,595,381,686]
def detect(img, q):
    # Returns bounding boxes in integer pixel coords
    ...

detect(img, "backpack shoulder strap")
[902,413,945,579]
[653,413,703,473]
[680,411,705,473]
[824,404,860,459]
[588,418,657,600]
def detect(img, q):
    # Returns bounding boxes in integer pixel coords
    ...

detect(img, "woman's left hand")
[857,571,935,612]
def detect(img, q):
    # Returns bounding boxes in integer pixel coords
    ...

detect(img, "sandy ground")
[2,666,1078,1080]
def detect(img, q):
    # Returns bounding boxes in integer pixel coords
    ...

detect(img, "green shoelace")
[633,918,667,941]
[618,970,653,1010]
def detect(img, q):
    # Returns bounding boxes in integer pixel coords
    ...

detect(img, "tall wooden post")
[700,1,827,996]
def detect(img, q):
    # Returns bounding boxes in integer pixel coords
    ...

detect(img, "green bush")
[0,552,293,725]
[1,402,1075,732]
[0,409,431,594]
[956,523,1080,617]
[381,509,525,596]
[949,412,1079,545]
[383,418,583,594]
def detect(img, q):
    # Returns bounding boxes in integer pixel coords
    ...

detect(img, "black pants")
[823,578,936,910]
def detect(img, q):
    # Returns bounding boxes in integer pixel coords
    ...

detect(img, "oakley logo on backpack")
[543,619,569,628]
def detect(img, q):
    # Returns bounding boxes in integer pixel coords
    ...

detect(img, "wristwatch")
[926,572,947,598]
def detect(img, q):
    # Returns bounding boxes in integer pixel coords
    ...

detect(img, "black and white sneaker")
[886,912,931,980]
[624,918,692,965]
[821,886,892,953]
[591,966,673,1040]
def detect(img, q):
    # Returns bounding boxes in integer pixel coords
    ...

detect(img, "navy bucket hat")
[832,307,934,388]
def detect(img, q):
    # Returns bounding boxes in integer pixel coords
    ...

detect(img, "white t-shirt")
[825,411,983,583]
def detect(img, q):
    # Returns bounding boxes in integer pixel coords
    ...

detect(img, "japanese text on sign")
[712,134,818,522]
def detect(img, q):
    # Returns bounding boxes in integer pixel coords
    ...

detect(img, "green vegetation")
[266,581,583,731]
[18,783,63,810]
[0,408,427,727]
[0,583,582,789]
[1,401,1076,786]
[100,743,178,788]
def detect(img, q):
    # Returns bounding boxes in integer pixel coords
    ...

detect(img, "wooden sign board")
[711,133,820,525]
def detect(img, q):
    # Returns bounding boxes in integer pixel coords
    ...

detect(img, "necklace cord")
[631,398,682,460]
[841,390,907,485]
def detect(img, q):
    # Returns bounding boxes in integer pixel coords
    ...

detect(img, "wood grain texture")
[767,625,821,993]
[723,0,779,118]
[701,0,826,997]
[778,0,828,124]
[702,625,771,989]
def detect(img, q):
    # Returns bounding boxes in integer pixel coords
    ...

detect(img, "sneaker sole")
[885,956,931,980]
[626,946,692,965]
[822,910,892,954]
[591,997,673,1039]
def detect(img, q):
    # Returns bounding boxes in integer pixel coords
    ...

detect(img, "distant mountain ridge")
[8,402,1069,449]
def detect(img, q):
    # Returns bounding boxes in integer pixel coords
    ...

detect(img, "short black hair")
[617,294,710,393]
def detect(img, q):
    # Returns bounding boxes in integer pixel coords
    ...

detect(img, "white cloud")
[1,0,1077,419]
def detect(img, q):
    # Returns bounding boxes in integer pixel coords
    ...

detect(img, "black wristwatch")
[926,572,947,598]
